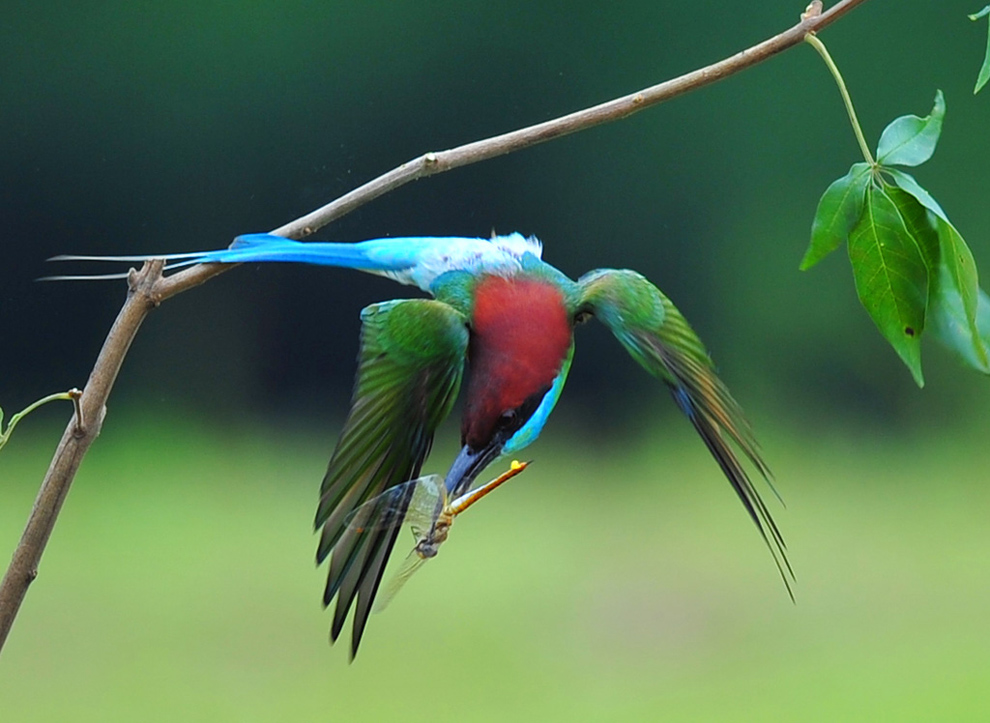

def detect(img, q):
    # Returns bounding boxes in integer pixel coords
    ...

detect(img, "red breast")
[462,275,573,448]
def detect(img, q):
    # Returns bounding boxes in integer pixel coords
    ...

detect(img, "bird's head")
[445,274,574,496]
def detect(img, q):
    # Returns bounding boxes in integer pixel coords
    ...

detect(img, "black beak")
[445,442,503,498]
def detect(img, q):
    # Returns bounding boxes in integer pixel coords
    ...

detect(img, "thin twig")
[154,0,868,302]
[0,389,82,453]
[0,0,870,654]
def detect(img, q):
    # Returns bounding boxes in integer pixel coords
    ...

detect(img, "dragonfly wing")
[373,551,430,613]
[344,475,446,534]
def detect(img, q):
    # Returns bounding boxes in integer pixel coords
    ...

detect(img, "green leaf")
[929,218,989,371]
[847,186,929,386]
[882,186,940,273]
[929,285,990,373]
[971,6,990,94]
[886,169,989,371]
[801,162,871,270]
[876,90,945,167]
[885,169,947,221]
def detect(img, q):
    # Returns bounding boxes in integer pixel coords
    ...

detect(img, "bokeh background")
[2,1,989,720]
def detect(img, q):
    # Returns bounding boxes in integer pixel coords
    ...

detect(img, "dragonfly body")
[346,461,531,611]
[52,232,791,656]
[413,512,450,559]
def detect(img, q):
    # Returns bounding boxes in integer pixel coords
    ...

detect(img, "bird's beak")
[445,442,502,498]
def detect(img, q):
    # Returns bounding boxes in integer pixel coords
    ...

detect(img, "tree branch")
[0,261,165,651]
[0,0,870,653]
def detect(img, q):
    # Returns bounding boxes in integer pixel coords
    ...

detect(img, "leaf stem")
[805,33,875,166]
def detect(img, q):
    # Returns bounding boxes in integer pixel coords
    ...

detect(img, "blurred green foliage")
[2,417,989,721]
[3,0,990,429]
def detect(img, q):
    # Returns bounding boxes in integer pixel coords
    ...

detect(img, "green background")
[2,1,989,719]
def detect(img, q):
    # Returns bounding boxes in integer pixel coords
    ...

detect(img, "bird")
[50,231,792,656]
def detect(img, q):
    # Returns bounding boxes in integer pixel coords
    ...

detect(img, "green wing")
[578,269,793,598]
[315,298,469,656]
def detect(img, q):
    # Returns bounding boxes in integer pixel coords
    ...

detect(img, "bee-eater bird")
[51,232,791,656]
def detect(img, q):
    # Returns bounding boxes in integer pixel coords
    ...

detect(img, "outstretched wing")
[316,298,468,656]
[577,269,793,598]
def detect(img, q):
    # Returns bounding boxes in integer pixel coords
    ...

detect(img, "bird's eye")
[575,310,591,324]
[499,409,518,426]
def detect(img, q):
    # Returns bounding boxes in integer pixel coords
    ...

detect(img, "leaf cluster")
[801,92,990,386]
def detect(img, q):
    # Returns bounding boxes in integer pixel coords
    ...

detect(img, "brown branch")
[0,0,870,653]
[0,261,165,651]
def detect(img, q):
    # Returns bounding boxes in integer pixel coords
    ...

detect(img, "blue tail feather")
[45,231,541,290]
[198,234,383,269]
[44,233,390,280]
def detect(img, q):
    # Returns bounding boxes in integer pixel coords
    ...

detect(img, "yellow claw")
[510,459,523,471]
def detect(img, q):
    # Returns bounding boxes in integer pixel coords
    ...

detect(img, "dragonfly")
[345,460,530,612]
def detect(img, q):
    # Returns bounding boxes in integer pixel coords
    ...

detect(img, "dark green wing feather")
[316,298,468,656]
[578,269,793,598]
